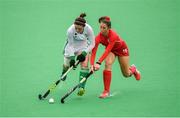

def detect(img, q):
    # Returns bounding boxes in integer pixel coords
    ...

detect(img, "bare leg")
[104,52,116,70]
[99,52,116,98]
[118,56,132,78]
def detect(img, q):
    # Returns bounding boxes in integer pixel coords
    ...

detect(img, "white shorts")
[64,57,71,67]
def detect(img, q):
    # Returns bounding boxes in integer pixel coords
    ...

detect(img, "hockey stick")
[60,71,93,104]
[38,60,80,100]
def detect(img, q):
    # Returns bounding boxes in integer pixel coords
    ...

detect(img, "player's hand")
[94,62,101,71]
[77,51,87,62]
[69,56,76,69]
[90,65,95,73]
[70,59,75,67]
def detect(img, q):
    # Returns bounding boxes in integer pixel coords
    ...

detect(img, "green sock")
[79,68,89,89]
[61,65,69,81]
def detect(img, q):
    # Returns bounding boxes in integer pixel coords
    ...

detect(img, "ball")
[49,98,54,104]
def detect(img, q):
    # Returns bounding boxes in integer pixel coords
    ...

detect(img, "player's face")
[100,22,109,36]
[75,24,84,34]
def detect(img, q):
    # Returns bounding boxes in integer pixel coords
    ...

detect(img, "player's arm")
[66,29,76,67]
[77,26,95,62]
[90,35,101,65]
[66,29,75,56]
[97,36,116,64]
[90,36,101,72]
[85,26,95,53]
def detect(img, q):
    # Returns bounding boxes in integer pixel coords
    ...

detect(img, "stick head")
[38,94,43,100]
[61,99,65,104]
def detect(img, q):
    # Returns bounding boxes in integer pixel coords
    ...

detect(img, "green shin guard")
[79,69,89,89]
[61,66,69,81]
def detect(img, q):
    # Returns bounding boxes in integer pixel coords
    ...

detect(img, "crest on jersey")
[123,48,128,54]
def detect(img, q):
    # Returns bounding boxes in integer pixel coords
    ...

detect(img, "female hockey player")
[61,13,95,96]
[90,16,141,98]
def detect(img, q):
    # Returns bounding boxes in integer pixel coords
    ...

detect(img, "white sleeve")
[85,25,95,53]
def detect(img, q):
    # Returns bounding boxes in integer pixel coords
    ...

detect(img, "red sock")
[103,70,112,92]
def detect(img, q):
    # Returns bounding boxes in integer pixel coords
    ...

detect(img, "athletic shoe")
[99,91,110,98]
[130,64,141,80]
[77,88,85,96]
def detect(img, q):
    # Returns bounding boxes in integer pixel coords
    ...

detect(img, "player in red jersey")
[90,16,141,98]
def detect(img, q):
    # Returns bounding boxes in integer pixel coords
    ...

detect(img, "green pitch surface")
[0,0,180,117]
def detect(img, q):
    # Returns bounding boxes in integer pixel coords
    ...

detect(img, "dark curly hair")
[74,13,86,27]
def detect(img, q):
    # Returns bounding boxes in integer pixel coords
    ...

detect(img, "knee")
[81,62,88,69]
[105,61,112,70]
[81,67,89,71]
[81,64,89,70]
[63,64,69,68]
[105,59,113,66]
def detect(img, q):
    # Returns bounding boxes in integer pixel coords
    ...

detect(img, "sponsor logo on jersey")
[123,48,128,54]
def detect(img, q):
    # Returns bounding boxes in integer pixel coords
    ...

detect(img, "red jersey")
[91,29,128,65]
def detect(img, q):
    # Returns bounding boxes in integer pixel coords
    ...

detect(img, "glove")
[69,56,76,69]
[77,51,87,62]
[70,59,75,67]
